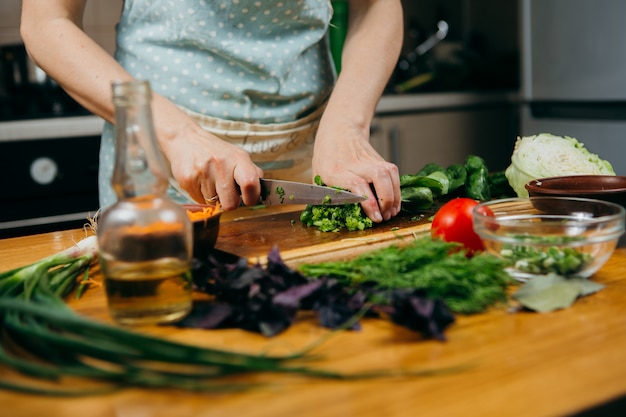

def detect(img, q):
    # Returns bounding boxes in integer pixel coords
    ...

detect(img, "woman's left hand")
[311,0,404,223]
[312,122,401,223]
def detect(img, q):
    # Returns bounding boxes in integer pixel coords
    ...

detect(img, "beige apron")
[167,105,324,203]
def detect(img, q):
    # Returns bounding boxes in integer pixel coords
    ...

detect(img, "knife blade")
[260,179,365,206]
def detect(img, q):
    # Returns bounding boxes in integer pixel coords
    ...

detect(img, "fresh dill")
[299,237,513,314]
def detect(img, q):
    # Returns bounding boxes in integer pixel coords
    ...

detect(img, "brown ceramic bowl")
[182,203,222,259]
[525,175,626,208]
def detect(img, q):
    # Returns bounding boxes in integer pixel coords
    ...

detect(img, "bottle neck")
[111,81,169,200]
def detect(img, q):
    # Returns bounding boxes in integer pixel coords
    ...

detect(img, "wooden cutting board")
[215,205,438,266]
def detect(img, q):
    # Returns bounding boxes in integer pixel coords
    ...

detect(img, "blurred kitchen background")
[0,0,122,237]
[1,0,625,237]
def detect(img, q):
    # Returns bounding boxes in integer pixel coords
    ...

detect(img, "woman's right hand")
[160,121,264,210]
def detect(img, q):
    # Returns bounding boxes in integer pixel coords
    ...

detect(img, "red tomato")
[431,198,490,254]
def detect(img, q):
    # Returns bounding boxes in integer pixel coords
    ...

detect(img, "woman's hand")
[312,121,401,223]
[160,121,264,211]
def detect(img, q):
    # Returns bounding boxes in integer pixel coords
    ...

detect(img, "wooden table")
[1,205,626,417]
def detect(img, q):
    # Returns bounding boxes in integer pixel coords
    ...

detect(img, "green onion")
[501,245,592,276]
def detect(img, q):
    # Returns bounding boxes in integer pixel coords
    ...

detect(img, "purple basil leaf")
[175,302,234,329]
[267,245,310,284]
[259,319,291,337]
[388,290,455,341]
[266,245,283,266]
[254,305,298,337]
[229,265,264,289]
[239,295,301,334]
[316,304,361,331]
[273,280,324,309]
[347,291,367,311]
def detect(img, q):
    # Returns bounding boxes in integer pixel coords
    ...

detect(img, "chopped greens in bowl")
[473,197,625,281]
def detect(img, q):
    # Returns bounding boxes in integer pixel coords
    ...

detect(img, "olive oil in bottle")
[97,80,193,325]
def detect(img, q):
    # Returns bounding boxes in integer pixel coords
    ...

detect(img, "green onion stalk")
[0,236,460,396]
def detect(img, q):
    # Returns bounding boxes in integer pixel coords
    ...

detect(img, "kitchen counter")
[1,204,626,417]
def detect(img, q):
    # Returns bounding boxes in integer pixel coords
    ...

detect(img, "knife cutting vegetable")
[299,176,373,232]
[170,177,365,207]
[259,178,365,206]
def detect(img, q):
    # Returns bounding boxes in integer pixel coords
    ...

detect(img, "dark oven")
[0,118,102,238]
[0,44,101,238]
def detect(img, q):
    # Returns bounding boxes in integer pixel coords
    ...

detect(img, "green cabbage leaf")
[505,133,615,197]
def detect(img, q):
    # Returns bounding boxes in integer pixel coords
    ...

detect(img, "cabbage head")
[505,133,615,197]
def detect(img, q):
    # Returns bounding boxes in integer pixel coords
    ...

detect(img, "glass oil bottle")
[97,80,193,325]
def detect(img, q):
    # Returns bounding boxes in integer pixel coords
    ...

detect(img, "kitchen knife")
[260,178,366,206]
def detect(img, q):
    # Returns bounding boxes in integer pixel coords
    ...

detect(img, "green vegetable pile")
[501,245,593,277]
[300,237,513,314]
[300,203,373,232]
[400,155,515,213]
[301,156,515,233]
[300,176,372,232]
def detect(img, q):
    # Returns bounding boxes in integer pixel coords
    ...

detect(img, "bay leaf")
[513,274,565,299]
[567,277,605,296]
[513,274,606,313]
[513,281,581,313]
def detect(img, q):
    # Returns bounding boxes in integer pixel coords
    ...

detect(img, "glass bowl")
[473,197,625,281]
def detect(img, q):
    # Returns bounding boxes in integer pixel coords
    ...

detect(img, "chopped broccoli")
[300,203,373,232]
[302,176,372,232]
[276,186,285,203]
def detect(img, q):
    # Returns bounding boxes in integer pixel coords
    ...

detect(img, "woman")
[20,0,403,223]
